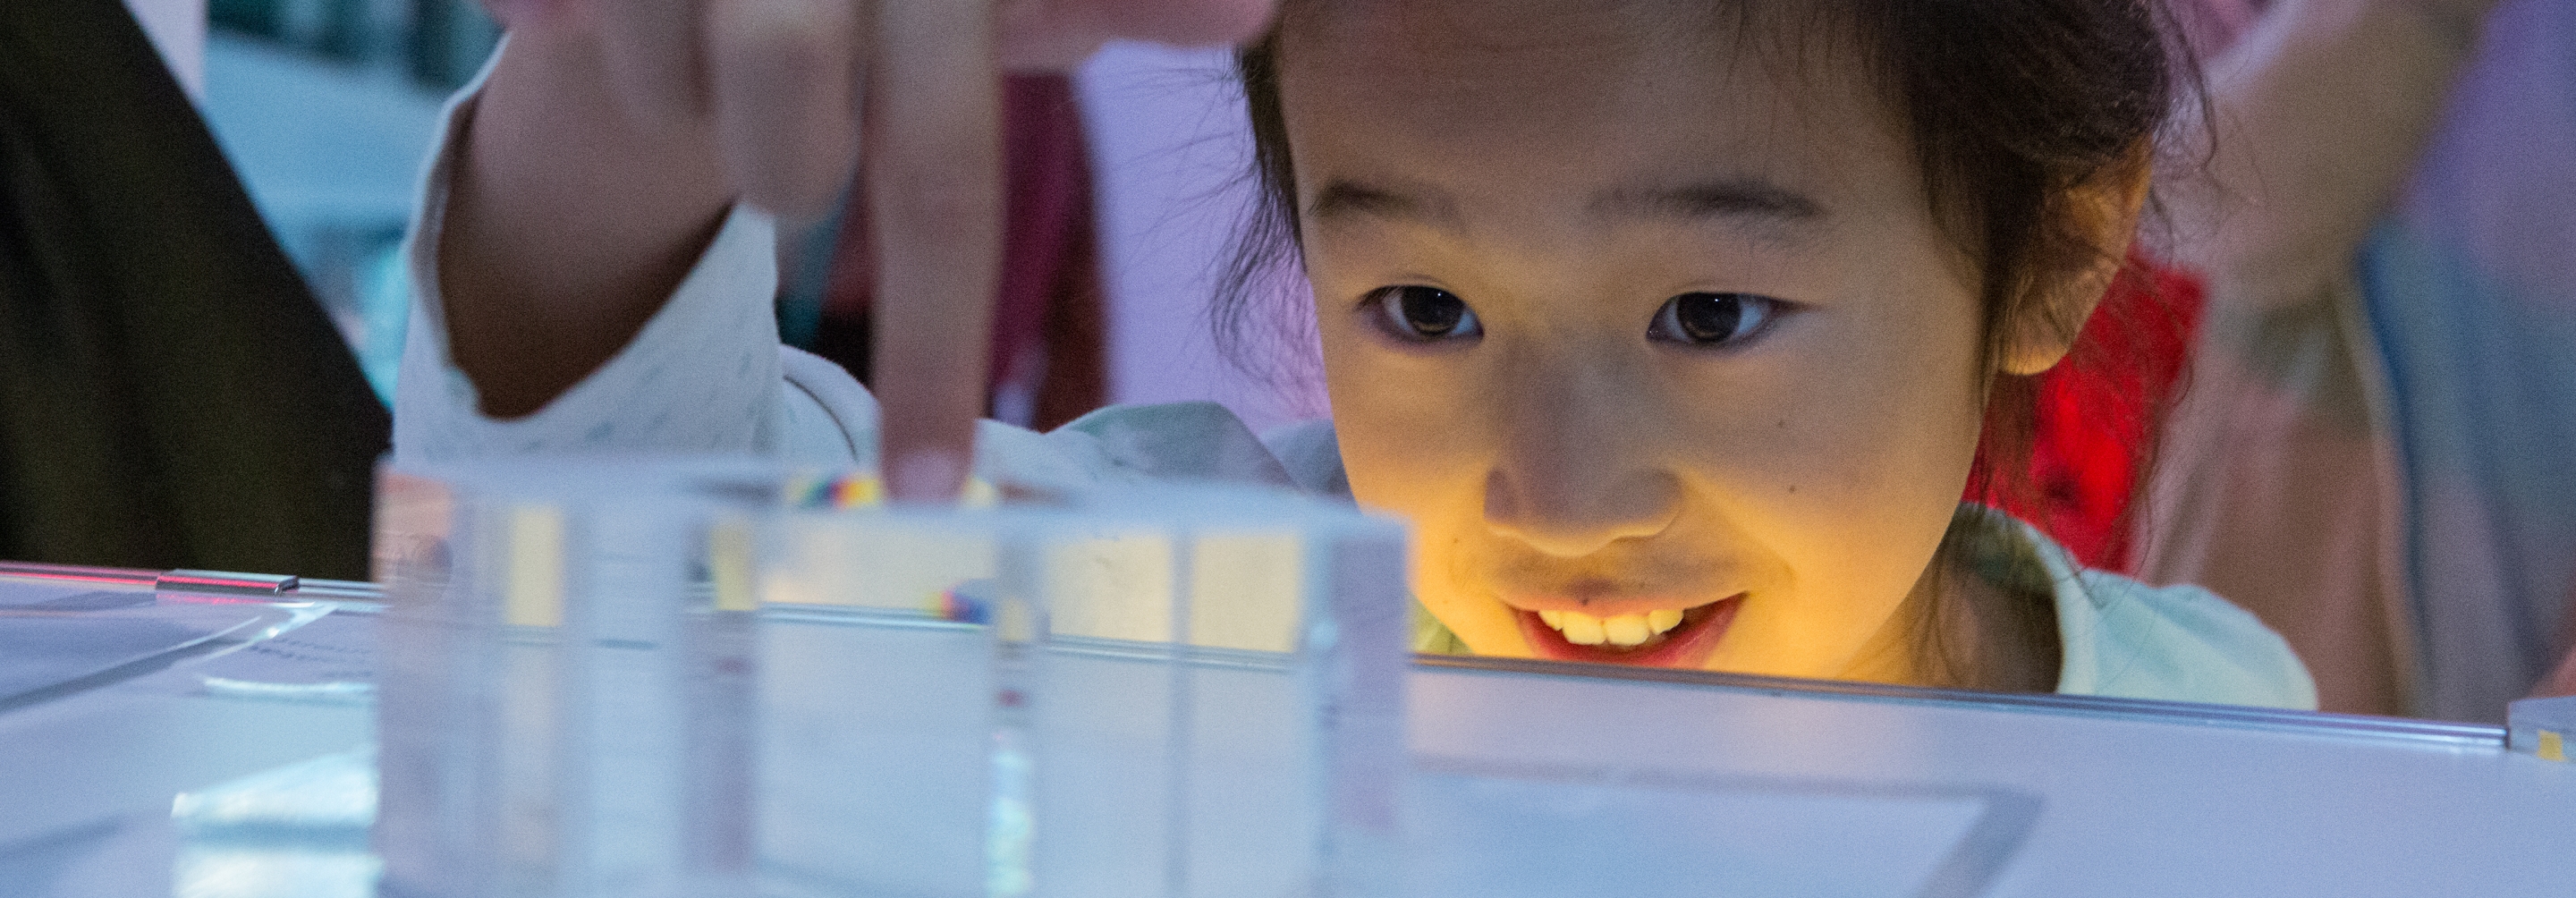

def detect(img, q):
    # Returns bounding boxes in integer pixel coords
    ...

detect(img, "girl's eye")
[1368,285,1482,343]
[1649,292,1783,347]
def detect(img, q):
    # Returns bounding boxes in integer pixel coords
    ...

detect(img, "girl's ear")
[1999,144,2155,377]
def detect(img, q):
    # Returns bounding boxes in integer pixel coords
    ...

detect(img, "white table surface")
[1410,657,2567,895]
[1,569,2567,897]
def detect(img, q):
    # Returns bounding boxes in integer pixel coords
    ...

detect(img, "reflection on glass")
[172,749,379,898]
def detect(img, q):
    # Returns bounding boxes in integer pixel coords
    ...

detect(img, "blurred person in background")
[0,0,386,580]
[2140,0,2576,718]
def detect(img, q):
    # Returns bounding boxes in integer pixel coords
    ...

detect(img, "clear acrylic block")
[1013,487,1407,898]
[754,483,1407,898]
[757,508,1005,898]
[373,457,768,898]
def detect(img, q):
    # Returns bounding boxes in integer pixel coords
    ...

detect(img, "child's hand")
[447,0,1272,502]
[480,0,1273,218]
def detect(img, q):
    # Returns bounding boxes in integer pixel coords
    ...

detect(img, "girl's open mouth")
[1512,595,1744,668]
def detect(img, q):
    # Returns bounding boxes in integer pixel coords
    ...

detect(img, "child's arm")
[436,27,731,423]
[2162,0,2500,309]
[422,0,1275,493]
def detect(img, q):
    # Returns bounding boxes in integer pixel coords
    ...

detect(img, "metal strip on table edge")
[1414,653,2505,748]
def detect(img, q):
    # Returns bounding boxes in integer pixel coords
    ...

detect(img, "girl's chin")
[1507,596,1744,668]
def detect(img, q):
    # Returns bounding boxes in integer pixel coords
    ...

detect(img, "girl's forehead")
[1284,0,1857,72]
[1295,0,1758,44]
[1276,0,1883,132]
[1292,1,1703,85]
[1272,0,1904,210]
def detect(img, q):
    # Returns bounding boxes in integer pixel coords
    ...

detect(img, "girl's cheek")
[1343,433,1526,656]
[1650,323,1976,674]
[1319,336,1530,654]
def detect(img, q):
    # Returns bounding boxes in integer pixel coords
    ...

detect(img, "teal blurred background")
[198,0,499,405]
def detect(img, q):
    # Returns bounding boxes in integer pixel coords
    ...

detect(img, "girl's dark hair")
[1216,0,2202,691]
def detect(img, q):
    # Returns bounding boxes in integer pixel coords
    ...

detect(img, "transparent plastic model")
[373,458,769,898]
[756,484,1409,898]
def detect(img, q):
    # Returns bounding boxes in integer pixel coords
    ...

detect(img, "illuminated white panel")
[1188,530,1303,653]
[759,514,998,612]
[1044,532,1176,643]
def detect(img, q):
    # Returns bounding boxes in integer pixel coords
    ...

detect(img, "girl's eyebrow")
[1588,177,1827,239]
[1308,179,1458,228]
[1306,175,1826,244]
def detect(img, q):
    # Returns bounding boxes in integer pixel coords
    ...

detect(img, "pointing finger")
[866,0,1002,504]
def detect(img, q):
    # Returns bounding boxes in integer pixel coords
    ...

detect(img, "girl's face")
[1282,0,1994,682]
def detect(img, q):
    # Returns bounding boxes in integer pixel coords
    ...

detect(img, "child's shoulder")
[2025,525,2318,710]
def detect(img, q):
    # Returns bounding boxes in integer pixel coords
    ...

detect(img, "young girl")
[402,0,2316,707]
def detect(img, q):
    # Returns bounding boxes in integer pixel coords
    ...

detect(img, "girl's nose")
[1482,464,1682,557]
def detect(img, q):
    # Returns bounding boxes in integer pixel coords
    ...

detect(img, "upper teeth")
[1538,608,1685,648]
